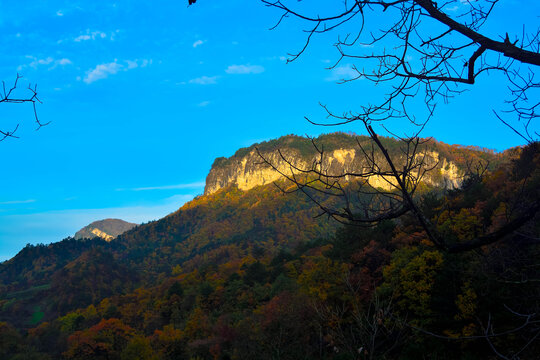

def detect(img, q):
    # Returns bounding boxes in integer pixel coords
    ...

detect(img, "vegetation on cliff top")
[211,132,502,171]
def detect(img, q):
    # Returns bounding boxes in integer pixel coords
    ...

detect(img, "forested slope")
[0,136,538,359]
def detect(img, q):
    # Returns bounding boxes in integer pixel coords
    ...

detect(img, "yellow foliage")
[298,256,350,302]
[381,248,444,320]
[183,308,211,339]
[455,282,477,321]
[171,264,183,276]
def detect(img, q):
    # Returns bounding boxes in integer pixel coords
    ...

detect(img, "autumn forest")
[1,0,540,359]
[1,133,539,359]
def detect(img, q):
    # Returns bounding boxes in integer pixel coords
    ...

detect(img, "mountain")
[74,218,137,241]
[0,134,502,311]
[1,134,537,360]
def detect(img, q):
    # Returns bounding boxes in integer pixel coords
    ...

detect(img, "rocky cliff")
[204,134,467,195]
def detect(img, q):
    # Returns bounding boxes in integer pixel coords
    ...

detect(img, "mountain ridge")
[204,133,501,195]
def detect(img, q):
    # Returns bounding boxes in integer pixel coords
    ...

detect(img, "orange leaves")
[151,325,186,359]
[64,318,136,359]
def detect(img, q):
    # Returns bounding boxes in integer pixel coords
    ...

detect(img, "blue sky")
[0,0,537,261]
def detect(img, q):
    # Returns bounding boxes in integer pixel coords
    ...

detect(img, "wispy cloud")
[325,64,360,82]
[193,40,205,48]
[127,59,150,69]
[56,58,72,65]
[225,64,265,75]
[84,61,123,83]
[19,56,73,71]
[189,75,219,85]
[197,101,211,107]
[56,10,64,17]
[74,29,118,42]
[117,182,205,191]
[0,199,36,205]
[83,59,151,84]
[33,57,54,66]
[445,5,459,11]
[75,32,105,42]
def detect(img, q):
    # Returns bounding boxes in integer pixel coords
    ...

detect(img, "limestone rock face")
[74,219,137,241]
[90,228,114,241]
[204,148,309,195]
[204,135,464,195]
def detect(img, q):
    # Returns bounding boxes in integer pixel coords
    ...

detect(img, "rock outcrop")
[204,134,465,195]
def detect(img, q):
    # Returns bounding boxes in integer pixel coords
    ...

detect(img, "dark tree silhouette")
[187,1,539,139]
[262,0,540,142]
[0,74,47,141]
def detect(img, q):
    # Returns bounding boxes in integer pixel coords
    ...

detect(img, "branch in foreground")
[0,74,48,141]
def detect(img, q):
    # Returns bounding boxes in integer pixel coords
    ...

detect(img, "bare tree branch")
[0,74,47,141]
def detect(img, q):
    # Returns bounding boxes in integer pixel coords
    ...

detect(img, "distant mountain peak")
[74,218,137,241]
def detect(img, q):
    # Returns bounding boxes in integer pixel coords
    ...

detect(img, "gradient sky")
[0,0,537,261]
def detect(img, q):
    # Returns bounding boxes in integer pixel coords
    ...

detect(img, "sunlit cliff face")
[204,147,463,195]
[90,228,114,242]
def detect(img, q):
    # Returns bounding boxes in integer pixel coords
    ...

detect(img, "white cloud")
[126,59,150,69]
[225,64,265,75]
[21,56,72,70]
[84,61,123,83]
[74,30,109,42]
[193,40,205,48]
[117,182,205,191]
[74,34,91,41]
[325,64,360,82]
[29,56,54,68]
[83,59,151,84]
[445,5,459,11]
[189,75,219,85]
[126,60,139,69]
[197,101,211,107]
[56,58,72,66]
[0,199,36,205]
[56,10,64,16]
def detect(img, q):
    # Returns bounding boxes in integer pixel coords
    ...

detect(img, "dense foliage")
[0,141,538,359]
[212,133,501,171]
